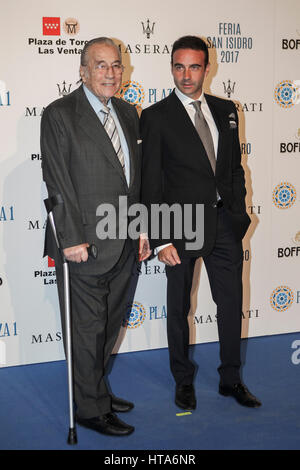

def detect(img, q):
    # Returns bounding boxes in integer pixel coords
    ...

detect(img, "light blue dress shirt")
[83,84,130,186]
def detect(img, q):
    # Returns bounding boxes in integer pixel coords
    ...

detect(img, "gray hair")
[80,37,121,66]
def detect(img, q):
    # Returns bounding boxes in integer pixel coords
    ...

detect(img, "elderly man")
[41,37,150,436]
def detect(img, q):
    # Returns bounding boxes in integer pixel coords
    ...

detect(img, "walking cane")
[44,196,97,445]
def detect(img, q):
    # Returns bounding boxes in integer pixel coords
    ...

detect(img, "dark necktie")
[191,101,216,174]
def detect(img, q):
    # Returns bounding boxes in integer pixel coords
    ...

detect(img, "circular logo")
[63,18,80,35]
[117,81,145,110]
[272,182,296,209]
[274,80,297,108]
[270,286,294,312]
[293,230,300,243]
[123,301,146,329]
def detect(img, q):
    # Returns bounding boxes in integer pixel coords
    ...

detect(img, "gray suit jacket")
[41,85,141,275]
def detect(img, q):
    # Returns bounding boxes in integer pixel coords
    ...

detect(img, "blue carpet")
[0,332,299,450]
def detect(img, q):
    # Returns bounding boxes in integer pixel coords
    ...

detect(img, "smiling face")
[80,42,122,103]
[171,48,210,100]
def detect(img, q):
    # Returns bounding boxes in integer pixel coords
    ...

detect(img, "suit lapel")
[204,93,230,175]
[167,91,213,174]
[75,86,128,187]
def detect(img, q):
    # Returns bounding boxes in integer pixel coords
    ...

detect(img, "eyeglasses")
[94,63,124,74]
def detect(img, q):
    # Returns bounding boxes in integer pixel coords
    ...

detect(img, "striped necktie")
[191,100,216,174]
[101,104,125,173]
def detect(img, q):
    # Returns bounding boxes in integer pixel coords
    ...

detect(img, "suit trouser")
[166,206,243,387]
[55,239,137,419]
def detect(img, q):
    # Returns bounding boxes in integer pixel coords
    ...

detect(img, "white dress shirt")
[175,87,219,157]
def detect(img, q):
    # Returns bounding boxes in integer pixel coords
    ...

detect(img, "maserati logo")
[223,79,235,98]
[141,19,155,39]
[57,81,72,97]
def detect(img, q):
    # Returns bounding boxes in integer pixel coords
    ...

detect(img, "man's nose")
[183,68,191,79]
[105,66,115,77]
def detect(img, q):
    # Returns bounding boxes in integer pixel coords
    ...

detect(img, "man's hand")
[63,243,89,263]
[158,245,181,266]
[139,235,152,262]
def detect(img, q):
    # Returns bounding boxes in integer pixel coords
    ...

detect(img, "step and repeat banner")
[0,0,299,367]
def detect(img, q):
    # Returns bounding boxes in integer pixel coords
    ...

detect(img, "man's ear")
[79,66,87,83]
[205,62,210,78]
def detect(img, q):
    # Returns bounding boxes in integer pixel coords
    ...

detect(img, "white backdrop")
[0,0,299,367]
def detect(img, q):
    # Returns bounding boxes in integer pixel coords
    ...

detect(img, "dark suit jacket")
[41,85,141,275]
[140,90,250,258]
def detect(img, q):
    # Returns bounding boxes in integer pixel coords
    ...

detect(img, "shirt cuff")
[154,243,172,256]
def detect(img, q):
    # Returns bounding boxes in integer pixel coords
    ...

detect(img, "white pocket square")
[137,139,142,144]
[228,113,237,129]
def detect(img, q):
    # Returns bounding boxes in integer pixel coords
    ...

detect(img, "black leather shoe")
[175,384,196,410]
[76,412,134,436]
[219,383,262,408]
[111,395,134,413]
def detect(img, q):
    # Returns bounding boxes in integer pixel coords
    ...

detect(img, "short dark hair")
[80,37,121,66]
[171,36,209,67]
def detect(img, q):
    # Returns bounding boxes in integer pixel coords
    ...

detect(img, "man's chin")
[178,85,201,100]
[98,91,118,103]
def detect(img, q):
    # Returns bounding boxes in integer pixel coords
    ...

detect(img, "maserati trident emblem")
[141,19,155,39]
[57,81,72,97]
[223,79,236,98]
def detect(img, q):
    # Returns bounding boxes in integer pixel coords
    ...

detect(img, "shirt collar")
[175,87,205,107]
[83,84,112,114]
